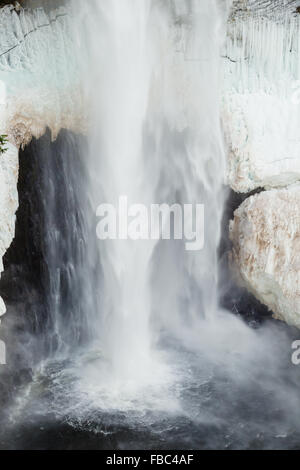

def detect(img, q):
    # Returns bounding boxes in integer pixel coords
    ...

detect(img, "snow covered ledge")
[0,3,85,320]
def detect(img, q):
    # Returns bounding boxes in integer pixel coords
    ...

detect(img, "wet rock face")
[230,184,300,329]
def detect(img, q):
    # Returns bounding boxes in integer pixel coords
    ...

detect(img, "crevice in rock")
[219,186,264,261]
[218,186,271,326]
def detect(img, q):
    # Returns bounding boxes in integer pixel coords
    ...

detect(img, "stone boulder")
[230,184,300,329]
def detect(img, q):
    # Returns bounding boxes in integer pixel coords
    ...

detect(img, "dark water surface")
[1,330,300,451]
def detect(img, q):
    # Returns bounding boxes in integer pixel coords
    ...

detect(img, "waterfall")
[2,1,300,451]
[71,0,230,381]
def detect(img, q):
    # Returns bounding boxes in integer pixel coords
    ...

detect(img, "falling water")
[73,0,230,382]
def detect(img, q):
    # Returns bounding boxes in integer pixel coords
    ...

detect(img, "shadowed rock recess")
[0,129,96,413]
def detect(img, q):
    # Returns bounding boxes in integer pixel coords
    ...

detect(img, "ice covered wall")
[0,3,85,324]
[0,4,85,147]
[223,7,300,192]
[225,1,300,328]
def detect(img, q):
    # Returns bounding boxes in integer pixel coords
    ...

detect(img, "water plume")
[73,0,230,384]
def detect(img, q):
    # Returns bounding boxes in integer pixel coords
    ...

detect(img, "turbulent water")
[1,0,300,450]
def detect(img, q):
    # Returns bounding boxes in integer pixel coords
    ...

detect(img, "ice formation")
[223,6,300,192]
